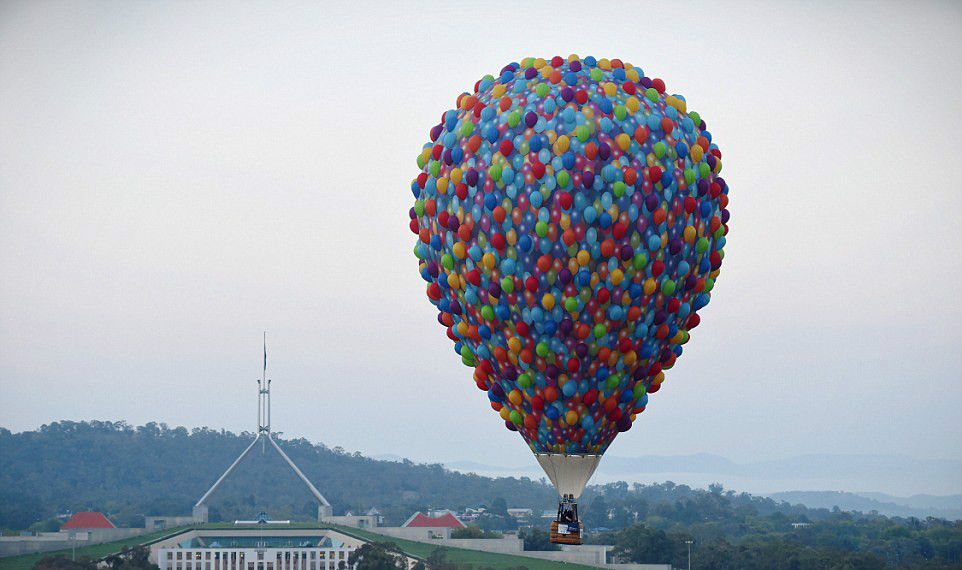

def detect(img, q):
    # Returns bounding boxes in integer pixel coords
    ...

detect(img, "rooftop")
[61,512,116,530]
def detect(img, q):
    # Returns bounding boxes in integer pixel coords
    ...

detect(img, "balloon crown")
[409,55,729,455]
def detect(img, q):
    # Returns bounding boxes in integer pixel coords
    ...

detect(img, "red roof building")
[61,512,116,530]
[402,512,465,529]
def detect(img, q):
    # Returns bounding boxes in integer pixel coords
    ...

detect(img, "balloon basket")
[549,520,583,545]
[549,497,582,545]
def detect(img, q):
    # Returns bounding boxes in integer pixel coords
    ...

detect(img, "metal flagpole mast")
[259,331,269,452]
[265,331,271,438]
[193,332,333,522]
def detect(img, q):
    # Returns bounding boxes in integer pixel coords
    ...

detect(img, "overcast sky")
[1,1,960,494]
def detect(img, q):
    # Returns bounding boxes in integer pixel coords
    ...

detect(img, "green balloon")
[575,125,591,142]
[518,373,532,389]
[606,374,621,390]
[535,220,549,237]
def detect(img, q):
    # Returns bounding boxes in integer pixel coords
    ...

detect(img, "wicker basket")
[549,520,583,545]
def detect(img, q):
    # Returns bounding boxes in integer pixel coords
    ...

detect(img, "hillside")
[2,421,960,569]
[0,421,555,529]
[769,491,962,520]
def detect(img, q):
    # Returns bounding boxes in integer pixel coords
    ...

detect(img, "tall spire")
[193,334,332,522]
[258,331,270,436]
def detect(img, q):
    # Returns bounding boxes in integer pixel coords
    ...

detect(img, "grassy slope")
[0,525,599,570]
[330,525,600,570]
[0,527,189,570]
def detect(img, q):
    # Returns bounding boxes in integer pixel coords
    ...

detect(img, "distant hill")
[0,421,555,530]
[768,491,962,520]
[442,452,962,501]
[2,420,959,538]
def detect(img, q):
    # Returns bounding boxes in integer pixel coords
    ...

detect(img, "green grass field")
[0,527,189,570]
[330,525,600,570]
[0,524,599,570]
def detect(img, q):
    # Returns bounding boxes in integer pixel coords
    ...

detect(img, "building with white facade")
[150,528,370,570]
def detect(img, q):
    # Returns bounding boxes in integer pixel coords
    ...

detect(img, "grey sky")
[1,1,960,494]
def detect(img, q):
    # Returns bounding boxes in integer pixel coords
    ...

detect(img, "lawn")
[0,527,188,570]
[330,525,600,570]
[0,524,599,570]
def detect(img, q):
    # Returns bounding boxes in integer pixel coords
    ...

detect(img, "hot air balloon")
[409,55,729,544]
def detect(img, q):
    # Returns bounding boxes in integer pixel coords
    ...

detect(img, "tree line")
[2,421,959,568]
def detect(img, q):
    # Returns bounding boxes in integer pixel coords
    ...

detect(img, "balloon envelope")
[410,55,729,465]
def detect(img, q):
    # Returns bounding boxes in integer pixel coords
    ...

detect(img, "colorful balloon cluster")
[409,55,729,455]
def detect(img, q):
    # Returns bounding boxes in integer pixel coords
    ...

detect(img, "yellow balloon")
[542,293,556,310]
[615,133,631,152]
[644,278,658,296]
[577,250,591,266]
[553,135,570,155]
[482,252,496,270]
[690,145,704,162]
[610,269,624,286]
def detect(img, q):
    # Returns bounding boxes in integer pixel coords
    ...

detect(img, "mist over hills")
[0,421,555,530]
[768,491,962,521]
[3,421,960,569]
[1,420,959,534]
[441,452,962,507]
